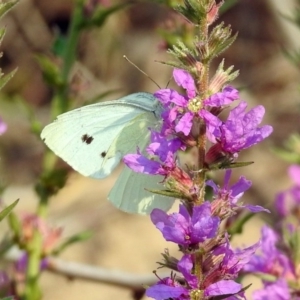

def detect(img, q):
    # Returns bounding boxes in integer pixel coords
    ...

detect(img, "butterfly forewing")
[41,93,159,179]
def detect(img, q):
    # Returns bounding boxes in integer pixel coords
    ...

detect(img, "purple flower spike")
[150,202,220,247]
[200,101,273,155]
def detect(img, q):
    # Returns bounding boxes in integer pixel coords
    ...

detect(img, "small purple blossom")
[243,226,294,280]
[123,132,181,176]
[200,101,273,156]
[252,279,291,300]
[150,202,220,247]
[146,276,189,300]
[207,170,269,214]
[275,165,300,217]
[213,234,261,279]
[154,69,196,136]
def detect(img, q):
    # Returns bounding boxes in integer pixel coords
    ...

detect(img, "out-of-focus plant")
[0,0,130,299]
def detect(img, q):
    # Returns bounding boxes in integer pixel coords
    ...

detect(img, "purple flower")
[243,226,294,279]
[212,234,260,280]
[150,202,220,247]
[154,69,196,136]
[204,85,239,107]
[146,276,189,300]
[252,279,291,300]
[207,170,269,214]
[123,132,181,176]
[200,101,273,157]
[275,165,300,217]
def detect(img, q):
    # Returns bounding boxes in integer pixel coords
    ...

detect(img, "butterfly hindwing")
[109,166,175,214]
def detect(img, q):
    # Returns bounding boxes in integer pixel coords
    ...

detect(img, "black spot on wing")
[100,151,107,158]
[81,134,94,144]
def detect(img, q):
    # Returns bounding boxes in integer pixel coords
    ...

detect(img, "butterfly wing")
[41,93,158,179]
[107,113,174,214]
[109,166,174,214]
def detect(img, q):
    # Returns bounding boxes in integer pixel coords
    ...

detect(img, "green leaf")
[0,68,17,91]
[227,212,255,235]
[209,160,254,171]
[35,54,65,89]
[52,34,68,58]
[81,2,130,29]
[7,210,21,239]
[0,0,19,20]
[53,231,93,255]
[1,297,15,300]
[219,0,238,14]
[0,199,18,222]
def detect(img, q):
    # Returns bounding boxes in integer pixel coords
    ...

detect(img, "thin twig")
[4,248,168,289]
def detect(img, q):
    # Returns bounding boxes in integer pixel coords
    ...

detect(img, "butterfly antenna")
[123,55,161,89]
[165,75,172,88]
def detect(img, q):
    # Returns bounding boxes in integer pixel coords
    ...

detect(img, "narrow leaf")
[0,0,19,20]
[0,199,19,222]
[53,231,93,255]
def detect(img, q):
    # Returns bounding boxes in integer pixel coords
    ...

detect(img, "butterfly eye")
[81,134,94,144]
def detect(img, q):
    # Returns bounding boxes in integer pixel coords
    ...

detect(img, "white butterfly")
[41,92,175,214]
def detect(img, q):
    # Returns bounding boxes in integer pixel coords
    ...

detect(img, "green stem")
[194,13,210,206]
[52,0,85,118]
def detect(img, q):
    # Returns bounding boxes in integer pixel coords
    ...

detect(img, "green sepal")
[0,199,19,222]
[227,212,255,236]
[52,231,93,255]
[35,54,65,89]
[80,2,129,29]
[0,0,19,20]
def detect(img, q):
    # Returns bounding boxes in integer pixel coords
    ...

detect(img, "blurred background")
[0,0,299,299]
